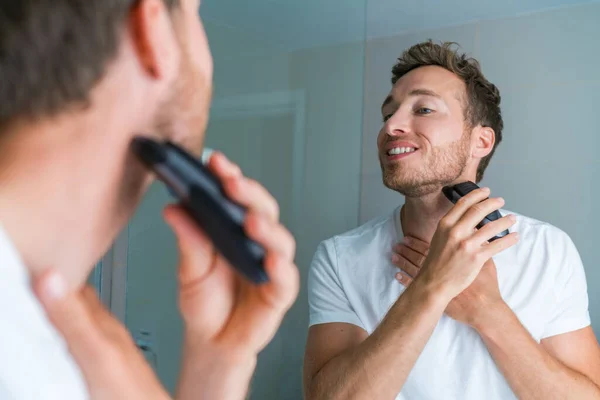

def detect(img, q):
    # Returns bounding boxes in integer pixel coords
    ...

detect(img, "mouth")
[384,145,419,161]
[386,146,417,156]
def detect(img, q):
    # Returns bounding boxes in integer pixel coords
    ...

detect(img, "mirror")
[113,0,599,398]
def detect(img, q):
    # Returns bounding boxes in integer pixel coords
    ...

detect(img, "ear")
[128,0,180,82]
[471,125,495,160]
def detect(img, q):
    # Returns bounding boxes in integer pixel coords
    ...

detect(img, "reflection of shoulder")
[325,209,395,249]
[503,208,579,262]
[505,208,571,242]
[312,209,396,279]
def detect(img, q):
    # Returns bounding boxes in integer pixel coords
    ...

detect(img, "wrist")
[182,333,257,370]
[413,268,456,306]
[411,271,453,310]
[178,335,257,400]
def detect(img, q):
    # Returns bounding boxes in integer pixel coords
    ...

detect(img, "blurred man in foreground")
[0,0,298,398]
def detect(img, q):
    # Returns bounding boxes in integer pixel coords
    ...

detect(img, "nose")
[385,111,410,137]
[386,126,406,138]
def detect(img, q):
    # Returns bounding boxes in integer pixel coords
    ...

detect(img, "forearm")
[477,303,600,399]
[176,337,257,400]
[308,277,450,400]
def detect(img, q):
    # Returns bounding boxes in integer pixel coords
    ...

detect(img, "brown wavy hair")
[0,0,179,131]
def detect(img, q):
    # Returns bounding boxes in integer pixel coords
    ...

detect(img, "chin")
[382,170,457,199]
[381,153,471,196]
[384,180,442,198]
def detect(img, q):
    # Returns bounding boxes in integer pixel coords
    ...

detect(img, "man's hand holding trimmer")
[33,152,300,400]
[394,187,518,322]
[166,152,299,400]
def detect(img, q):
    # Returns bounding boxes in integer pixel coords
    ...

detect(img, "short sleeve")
[307,239,364,329]
[542,232,591,339]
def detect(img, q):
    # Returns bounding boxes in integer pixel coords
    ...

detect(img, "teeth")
[388,147,416,155]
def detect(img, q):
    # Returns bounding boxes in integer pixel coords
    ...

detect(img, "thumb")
[163,204,216,284]
[33,270,107,373]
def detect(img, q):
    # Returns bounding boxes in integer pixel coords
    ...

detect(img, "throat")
[400,194,453,243]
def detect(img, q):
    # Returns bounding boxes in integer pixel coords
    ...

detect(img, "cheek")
[415,117,462,146]
[377,127,387,149]
[185,17,213,79]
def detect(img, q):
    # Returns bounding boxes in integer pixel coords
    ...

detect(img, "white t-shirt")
[308,206,591,400]
[0,226,89,399]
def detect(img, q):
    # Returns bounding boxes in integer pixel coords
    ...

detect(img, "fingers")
[163,205,216,284]
[207,151,242,179]
[210,152,279,222]
[164,205,211,253]
[35,271,172,400]
[479,231,520,259]
[395,270,413,287]
[245,212,296,262]
[392,252,420,278]
[457,196,506,232]
[401,236,429,256]
[393,242,427,267]
[222,251,299,352]
[441,187,491,226]
[33,270,111,374]
[471,214,517,244]
[245,210,298,308]
[222,177,280,222]
[259,252,300,312]
[392,240,426,284]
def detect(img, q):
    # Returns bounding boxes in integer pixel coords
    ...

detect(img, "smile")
[387,147,417,156]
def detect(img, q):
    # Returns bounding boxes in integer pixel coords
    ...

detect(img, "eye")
[383,114,393,122]
[416,107,433,115]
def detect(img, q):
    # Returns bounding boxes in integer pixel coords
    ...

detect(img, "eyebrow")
[381,89,442,113]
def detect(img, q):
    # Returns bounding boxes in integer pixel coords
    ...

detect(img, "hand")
[164,152,300,359]
[445,259,507,330]
[391,236,429,286]
[392,243,506,330]
[412,187,519,301]
[33,272,171,400]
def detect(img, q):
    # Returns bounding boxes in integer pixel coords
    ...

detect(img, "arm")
[304,188,518,399]
[176,337,257,400]
[476,304,600,399]
[394,230,600,400]
[170,153,299,400]
[303,277,449,400]
[473,230,600,399]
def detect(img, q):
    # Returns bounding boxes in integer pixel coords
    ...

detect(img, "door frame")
[100,89,306,321]
[92,227,128,321]
[209,89,306,233]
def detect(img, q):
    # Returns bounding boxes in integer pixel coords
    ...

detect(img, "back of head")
[0,0,218,286]
[0,0,178,132]
[391,40,503,182]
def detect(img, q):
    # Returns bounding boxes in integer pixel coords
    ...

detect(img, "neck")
[400,179,478,243]
[0,43,162,290]
[400,193,451,243]
[0,114,136,289]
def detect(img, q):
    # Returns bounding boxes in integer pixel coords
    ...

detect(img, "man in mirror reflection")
[304,40,600,399]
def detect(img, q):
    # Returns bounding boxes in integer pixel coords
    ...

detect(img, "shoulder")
[311,209,396,271]
[323,209,396,252]
[507,209,583,279]
[508,209,576,249]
